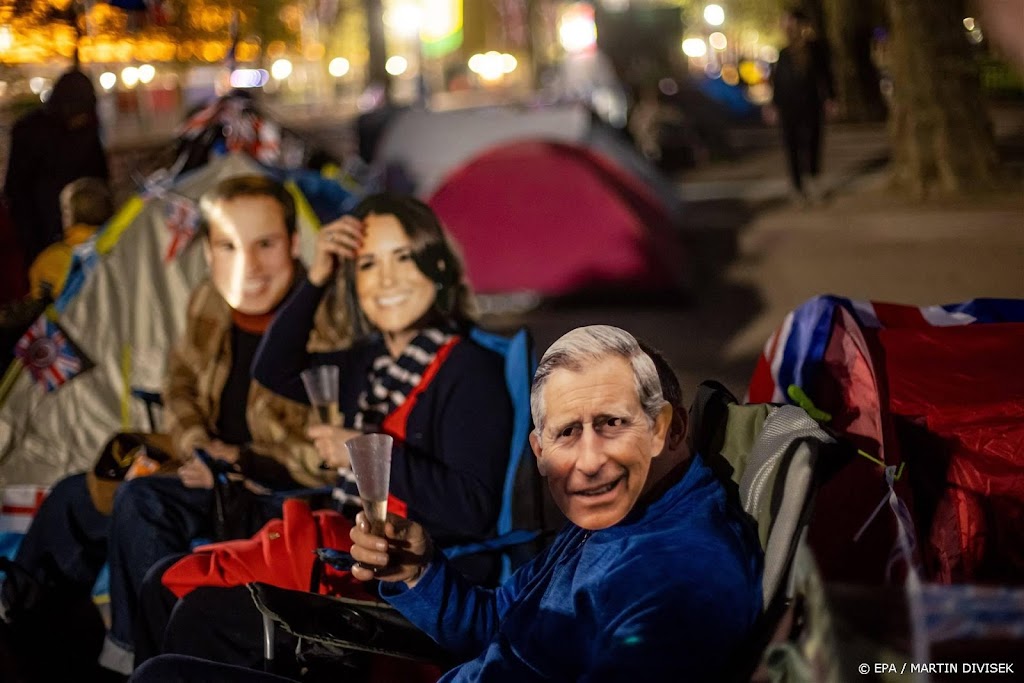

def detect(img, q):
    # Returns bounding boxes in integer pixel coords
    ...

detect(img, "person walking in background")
[4,69,109,266]
[765,8,836,205]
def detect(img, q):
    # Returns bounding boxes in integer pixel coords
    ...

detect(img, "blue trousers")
[107,475,283,651]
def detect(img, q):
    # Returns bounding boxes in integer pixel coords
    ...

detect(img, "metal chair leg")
[263,612,275,672]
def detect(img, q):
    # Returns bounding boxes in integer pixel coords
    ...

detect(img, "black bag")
[86,432,174,515]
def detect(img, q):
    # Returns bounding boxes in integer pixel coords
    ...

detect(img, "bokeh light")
[121,66,139,88]
[385,55,409,76]
[271,58,293,80]
[682,38,708,58]
[704,4,725,26]
[329,57,351,77]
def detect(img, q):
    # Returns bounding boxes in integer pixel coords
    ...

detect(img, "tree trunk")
[886,0,1000,196]
[364,0,391,100]
[823,0,887,121]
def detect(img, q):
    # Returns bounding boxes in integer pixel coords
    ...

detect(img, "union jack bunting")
[222,105,281,164]
[747,295,1024,404]
[178,96,282,165]
[163,195,201,263]
[14,317,85,392]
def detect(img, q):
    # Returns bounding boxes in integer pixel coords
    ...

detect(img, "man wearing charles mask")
[346,325,764,681]
[0,175,337,677]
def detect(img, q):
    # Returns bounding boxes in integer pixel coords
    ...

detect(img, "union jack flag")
[747,295,1024,405]
[14,317,85,392]
[163,195,201,263]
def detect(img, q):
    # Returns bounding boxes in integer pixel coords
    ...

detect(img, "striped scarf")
[333,328,454,507]
[353,327,455,432]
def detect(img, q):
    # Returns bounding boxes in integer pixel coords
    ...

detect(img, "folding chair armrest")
[131,388,164,432]
[247,582,449,664]
[130,388,163,407]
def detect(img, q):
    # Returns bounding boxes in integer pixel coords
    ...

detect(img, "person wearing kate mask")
[253,193,514,577]
[128,194,514,673]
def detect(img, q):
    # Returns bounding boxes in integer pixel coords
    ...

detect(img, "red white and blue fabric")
[163,195,201,263]
[747,295,1024,404]
[0,486,48,536]
[178,97,282,165]
[749,295,1024,587]
[0,485,50,563]
[14,317,85,392]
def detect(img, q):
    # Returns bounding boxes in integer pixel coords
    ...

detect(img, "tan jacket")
[163,278,348,488]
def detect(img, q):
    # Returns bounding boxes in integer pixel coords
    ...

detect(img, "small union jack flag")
[164,195,201,263]
[14,317,85,392]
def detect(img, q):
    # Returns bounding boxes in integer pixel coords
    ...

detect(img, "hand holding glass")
[300,365,341,426]
[345,433,393,541]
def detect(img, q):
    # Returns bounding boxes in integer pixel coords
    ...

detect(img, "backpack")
[688,380,846,680]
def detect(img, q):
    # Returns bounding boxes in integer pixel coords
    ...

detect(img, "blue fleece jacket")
[382,454,764,682]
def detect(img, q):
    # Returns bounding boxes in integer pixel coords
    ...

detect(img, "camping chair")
[250,326,550,674]
[687,380,845,681]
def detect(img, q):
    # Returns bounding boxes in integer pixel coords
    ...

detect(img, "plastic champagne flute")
[344,433,394,538]
[300,365,341,426]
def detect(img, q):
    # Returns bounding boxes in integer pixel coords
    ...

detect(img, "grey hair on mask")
[531,325,666,435]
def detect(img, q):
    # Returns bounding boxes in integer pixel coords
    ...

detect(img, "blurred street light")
[468,51,518,82]
[704,4,725,26]
[384,0,424,38]
[121,66,139,88]
[709,32,727,50]
[559,3,598,54]
[682,37,708,58]
[230,69,270,88]
[271,58,293,80]
[385,55,409,75]
[99,71,117,91]
[329,57,351,77]
[138,64,156,84]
